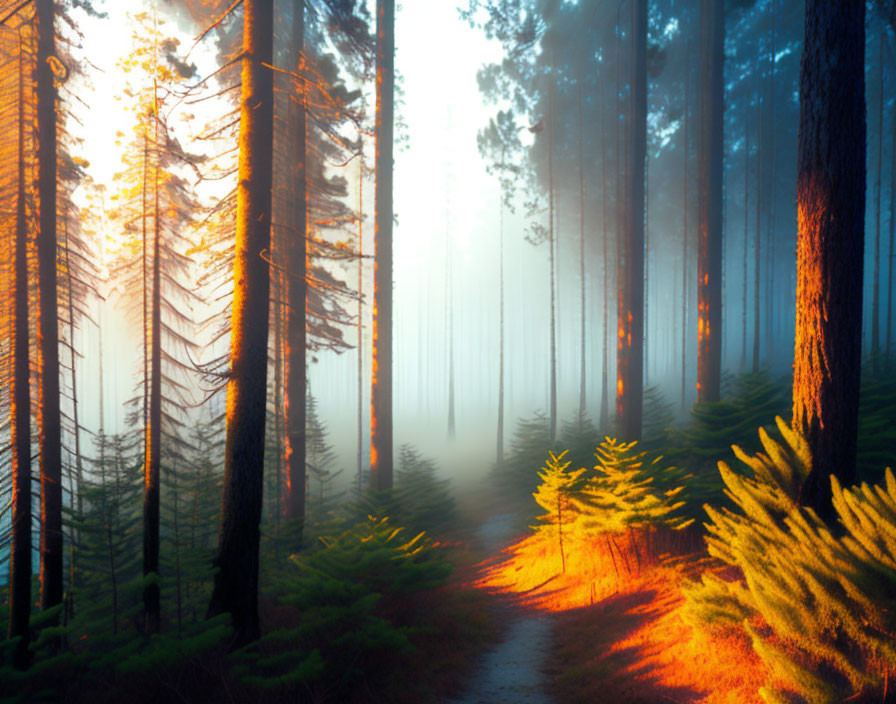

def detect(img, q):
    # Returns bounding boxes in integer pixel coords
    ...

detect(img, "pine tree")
[531,450,585,573]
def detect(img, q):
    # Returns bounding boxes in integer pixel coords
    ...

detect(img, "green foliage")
[641,384,676,451]
[665,370,790,511]
[856,370,896,484]
[684,417,896,703]
[246,517,451,697]
[347,445,457,537]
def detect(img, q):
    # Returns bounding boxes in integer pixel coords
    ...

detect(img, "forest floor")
[444,481,766,704]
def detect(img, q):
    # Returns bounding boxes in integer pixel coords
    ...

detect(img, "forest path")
[443,511,555,704]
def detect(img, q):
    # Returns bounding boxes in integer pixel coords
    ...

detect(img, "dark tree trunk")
[284,0,306,546]
[616,0,646,442]
[753,84,762,374]
[207,0,274,647]
[143,110,162,633]
[548,78,557,441]
[600,81,609,433]
[681,41,690,411]
[497,170,505,465]
[888,97,896,367]
[370,0,394,491]
[37,0,63,613]
[696,0,724,403]
[793,0,865,523]
[742,101,750,370]
[871,33,883,374]
[578,78,586,421]
[9,40,32,669]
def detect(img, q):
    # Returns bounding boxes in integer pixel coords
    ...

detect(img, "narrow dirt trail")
[443,512,555,704]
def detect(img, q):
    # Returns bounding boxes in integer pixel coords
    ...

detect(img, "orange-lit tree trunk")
[370,0,394,491]
[37,0,63,612]
[208,0,274,646]
[143,107,161,633]
[793,0,865,523]
[616,0,645,442]
[696,0,723,403]
[9,37,32,669]
[284,0,306,546]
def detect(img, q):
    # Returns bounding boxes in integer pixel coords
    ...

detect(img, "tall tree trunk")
[207,0,274,646]
[9,39,32,668]
[446,228,455,441]
[370,0,394,491]
[284,0,306,546]
[599,78,610,433]
[681,41,690,411]
[871,33,883,374]
[357,138,364,490]
[548,77,558,441]
[497,159,505,465]
[793,0,865,523]
[742,101,750,370]
[752,83,762,374]
[617,0,646,441]
[696,0,724,403]
[143,106,162,633]
[766,3,777,368]
[887,95,896,367]
[578,78,587,421]
[37,0,63,613]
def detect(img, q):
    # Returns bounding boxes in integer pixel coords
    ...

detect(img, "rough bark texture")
[37,0,63,612]
[9,41,32,668]
[696,0,723,403]
[143,123,161,633]
[284,0,306,545]
[793,0,865,523]
[370,0,394,491]
[616,0,646,442]
[208,0,274,646]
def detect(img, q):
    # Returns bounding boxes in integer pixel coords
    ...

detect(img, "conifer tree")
[531,450,585,573]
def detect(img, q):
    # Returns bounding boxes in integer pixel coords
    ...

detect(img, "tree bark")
[871,33,883,374]
[793,0,865,523]
[207,0,274,646]
[370,0,394,491]
[143,104,162,633]
[696,0,724,403]
[9,37,32,668]
[284,0,306,546]
[753,84,762,374]
[681,41,690,411]
[616,0,646,442]
[37,0,63,613]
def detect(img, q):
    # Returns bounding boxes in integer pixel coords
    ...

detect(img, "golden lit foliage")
[685,417,896,703]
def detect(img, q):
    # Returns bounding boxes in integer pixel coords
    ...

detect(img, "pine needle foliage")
[242,517,452,698]
[347,445,457,537]
[531,450,585,572]
[684,417,896,703]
